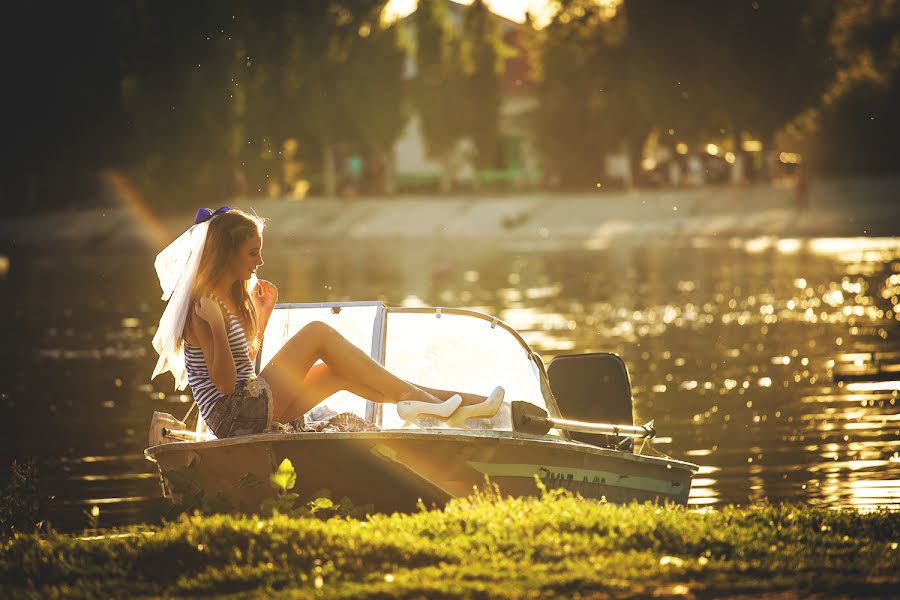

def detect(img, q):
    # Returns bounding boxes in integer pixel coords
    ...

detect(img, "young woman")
[151,207,503,439]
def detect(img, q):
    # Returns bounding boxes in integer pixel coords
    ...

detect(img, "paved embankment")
[1,176,898,254]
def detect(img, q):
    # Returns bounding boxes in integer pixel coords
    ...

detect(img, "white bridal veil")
[151,208,227,389]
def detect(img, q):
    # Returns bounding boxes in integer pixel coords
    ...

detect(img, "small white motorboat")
[145,302,698,511]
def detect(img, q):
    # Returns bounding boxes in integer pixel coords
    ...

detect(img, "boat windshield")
[380,309,551,432]
[258,302,557,434]
[259,303,382,419]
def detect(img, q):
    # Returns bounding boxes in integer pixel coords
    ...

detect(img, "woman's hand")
[254,279,279,313]
[249,280,277,361]
[195,295,225,325]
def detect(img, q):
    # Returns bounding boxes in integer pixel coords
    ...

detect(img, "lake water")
[2,235,898,531]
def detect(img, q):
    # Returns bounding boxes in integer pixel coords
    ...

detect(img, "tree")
[627,0,835,177]
[782,0,900,174]
[411,0,467,192]
[460,0,505,173]
[534,0,648,188]
[342,16,410,193]
[112,1,242,208]
[292,3,357,196]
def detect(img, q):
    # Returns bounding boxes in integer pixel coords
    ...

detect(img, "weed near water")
[0,485,897,598]
[0,460,45,537]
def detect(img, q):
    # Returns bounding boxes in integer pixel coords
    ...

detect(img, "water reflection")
[1,235,899,529]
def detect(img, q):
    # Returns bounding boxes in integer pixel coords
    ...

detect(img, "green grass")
[1,488,898,598]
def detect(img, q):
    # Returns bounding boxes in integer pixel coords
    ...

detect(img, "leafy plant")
[261,458,302,517]
[259,458,371,519]
[85,505,100,531]
[0,459,44,536]
[161,466,233,518]
[237,472,262,489]
[269,458,297,494]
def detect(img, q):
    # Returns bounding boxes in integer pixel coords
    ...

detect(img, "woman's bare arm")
[248,314,270,363]
[195,296,237,395]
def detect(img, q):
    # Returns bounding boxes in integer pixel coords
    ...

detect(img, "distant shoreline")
[1,176,898,255]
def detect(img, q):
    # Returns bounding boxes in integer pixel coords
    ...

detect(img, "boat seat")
[547,353,635,449]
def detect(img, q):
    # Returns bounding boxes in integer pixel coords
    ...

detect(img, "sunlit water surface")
[1,235,898,531]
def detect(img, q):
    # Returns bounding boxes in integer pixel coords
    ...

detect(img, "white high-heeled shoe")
[445,386,505,429]
[396,394,464,424]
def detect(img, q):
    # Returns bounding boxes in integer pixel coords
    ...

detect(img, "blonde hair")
[185,209,267,352]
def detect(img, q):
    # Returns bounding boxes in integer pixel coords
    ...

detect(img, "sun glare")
[382,0,610,28]
[100,169,171,251]
[382,0,417,24]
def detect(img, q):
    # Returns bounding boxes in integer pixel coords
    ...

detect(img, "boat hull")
[145,430,697,513]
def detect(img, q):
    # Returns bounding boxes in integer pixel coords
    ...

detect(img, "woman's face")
[233,230,264,281]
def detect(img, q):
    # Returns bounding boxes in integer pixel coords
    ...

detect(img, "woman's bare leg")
[414,386,488,407]
[302,363,390,405]
[259,321,441,421]
[302,368,487,408]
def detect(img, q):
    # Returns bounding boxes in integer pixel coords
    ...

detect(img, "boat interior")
[166,301,648,453]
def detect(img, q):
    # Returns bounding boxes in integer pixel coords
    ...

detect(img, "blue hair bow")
[194,206,230,224]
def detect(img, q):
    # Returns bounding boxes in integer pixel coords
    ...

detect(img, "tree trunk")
[322,141,337,197]
[439,151,453,194]
[760,130,776,182]
[730,131,745,185]
[623,139,640,192]
[27,174,38,211]
[383,147,396,195]
[626,129,650,191]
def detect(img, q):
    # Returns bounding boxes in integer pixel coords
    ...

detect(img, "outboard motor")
[547,353,636,450]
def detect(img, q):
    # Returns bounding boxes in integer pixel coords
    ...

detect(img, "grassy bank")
[1,488,898,598]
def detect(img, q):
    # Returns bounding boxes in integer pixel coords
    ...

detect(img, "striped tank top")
[184,305,256,422]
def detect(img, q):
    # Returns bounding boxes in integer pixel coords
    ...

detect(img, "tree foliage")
[4,0,409,212]
[534,0,646,187]
[411,0,467,165]
[810,0,900,174]
[5,0,898,213]
[532,0,900,184]
[344,21,409,156]
[460,0,505,170]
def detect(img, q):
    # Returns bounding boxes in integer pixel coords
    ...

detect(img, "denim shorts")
[204,376,273,439]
